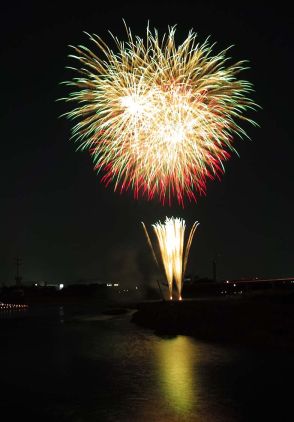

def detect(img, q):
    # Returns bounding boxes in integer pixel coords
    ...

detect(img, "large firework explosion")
[62,24,257,205]
[142,217,199,300]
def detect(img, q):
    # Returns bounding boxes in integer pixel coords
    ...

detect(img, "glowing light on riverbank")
[142,217,199,300]
[0,303,28,310]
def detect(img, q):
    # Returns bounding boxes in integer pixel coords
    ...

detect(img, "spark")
[62,24,258,205]
[142,217,199,300]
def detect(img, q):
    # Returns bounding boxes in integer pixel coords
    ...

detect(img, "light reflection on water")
[0,308,28,320]
[0,305,293,422]
[156,336,196,415]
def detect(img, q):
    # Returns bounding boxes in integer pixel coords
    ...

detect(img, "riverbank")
[132,293,294,351]
[0,284,141,307]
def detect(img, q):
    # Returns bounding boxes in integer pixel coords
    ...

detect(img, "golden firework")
[143,217,199,300]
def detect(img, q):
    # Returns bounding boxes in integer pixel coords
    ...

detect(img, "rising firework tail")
[61,24,258,205]
[141,222,159,268]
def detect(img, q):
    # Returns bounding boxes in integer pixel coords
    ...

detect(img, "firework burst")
[142,217,199,300]
[62,24,258,205]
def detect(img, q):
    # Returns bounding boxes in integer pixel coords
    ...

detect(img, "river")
[0,304,293,421]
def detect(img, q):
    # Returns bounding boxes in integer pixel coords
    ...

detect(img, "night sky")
[1,1,293,285]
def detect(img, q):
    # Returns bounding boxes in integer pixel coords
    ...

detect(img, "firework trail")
[62,24,258,205]
[143,217,199,300]
[142,222,159,267]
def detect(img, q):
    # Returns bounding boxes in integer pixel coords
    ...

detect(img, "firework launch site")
[132,283,294,352]
[2,276,294,352]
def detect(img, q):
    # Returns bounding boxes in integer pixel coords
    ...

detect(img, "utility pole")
[15,256,23,287]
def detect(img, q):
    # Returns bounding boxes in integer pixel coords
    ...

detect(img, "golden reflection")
[156,336,197,415]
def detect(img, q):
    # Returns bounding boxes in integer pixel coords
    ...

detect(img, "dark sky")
[1,1,293,285]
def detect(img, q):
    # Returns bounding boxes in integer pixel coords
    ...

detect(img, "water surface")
[0,305,293,421]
